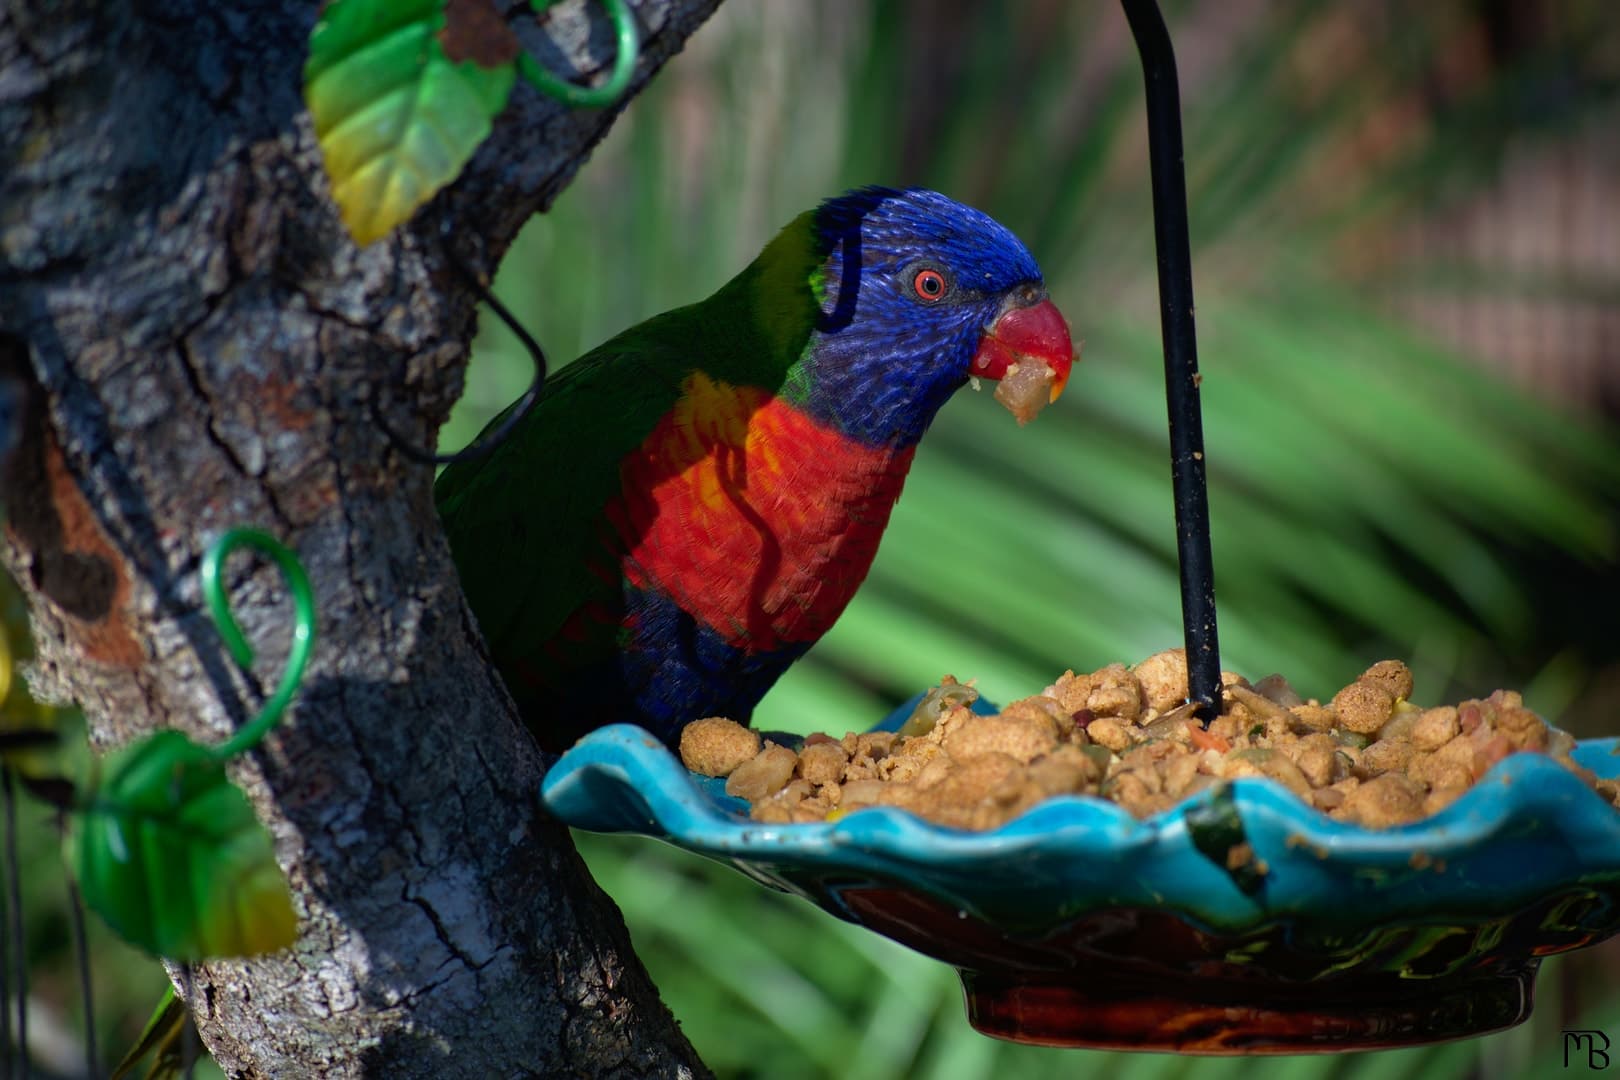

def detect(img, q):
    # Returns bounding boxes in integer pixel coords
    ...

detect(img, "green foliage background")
[10,1,1620,1077]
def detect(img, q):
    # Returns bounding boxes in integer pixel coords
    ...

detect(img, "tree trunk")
[0,0,721,1074]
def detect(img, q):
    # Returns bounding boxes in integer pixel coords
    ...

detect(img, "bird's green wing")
[434,216,822,669]
[434,319,694,662]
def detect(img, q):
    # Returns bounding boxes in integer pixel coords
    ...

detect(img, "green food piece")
[897,681,981,738]
[1080,743,1114,773]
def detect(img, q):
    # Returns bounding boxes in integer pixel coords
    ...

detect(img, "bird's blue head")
[785,187,1075,446]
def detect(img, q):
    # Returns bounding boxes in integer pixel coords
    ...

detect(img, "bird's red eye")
[912,268,946,302]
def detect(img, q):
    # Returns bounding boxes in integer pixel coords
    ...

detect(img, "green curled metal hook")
[199,528,315,761]
[519,0,639,109]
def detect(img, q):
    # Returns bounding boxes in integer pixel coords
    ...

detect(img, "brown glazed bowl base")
[961,966,1531,1053]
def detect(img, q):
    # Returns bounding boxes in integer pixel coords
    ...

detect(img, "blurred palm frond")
[460,2,1620,1077]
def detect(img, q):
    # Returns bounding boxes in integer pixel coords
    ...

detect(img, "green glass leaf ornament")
[71,730,297,960]
[519,0,640,109]
[67,528,314,960]
[304,0,518,245]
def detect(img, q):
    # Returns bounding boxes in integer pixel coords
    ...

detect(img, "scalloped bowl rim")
[543,720,1620,933]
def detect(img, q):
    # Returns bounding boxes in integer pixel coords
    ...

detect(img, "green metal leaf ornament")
[304,0,518,245]
[69,529,314,960]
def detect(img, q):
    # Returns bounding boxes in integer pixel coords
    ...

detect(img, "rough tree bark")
[0,0,722,1074]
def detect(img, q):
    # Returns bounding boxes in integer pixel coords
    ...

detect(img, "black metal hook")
[1121,0,1222,721]
[373,244,548,467]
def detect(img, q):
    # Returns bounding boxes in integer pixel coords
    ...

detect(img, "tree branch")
[0,0,721,1074]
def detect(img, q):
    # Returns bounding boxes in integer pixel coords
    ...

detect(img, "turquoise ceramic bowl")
[542,697,1620,1052]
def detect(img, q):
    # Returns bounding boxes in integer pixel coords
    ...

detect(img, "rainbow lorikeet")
[436,187,1075,750]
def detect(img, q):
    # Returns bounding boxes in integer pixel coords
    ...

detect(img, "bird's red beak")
[971,298,1075,407]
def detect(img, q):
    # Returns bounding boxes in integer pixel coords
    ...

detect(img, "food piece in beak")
[993,363,1056,426]
[972,297,1076,425]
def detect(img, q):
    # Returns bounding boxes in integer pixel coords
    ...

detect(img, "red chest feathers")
[603,373,915,651]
